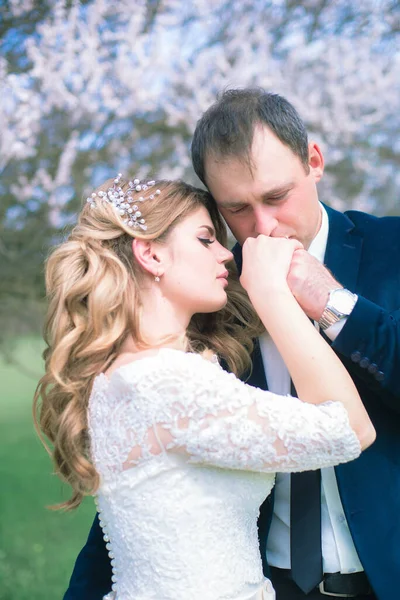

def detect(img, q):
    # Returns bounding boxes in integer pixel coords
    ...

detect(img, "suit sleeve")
[63,514,112,600]
[331,295,400,412]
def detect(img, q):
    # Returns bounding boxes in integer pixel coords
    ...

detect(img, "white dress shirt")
[262,204,364,575]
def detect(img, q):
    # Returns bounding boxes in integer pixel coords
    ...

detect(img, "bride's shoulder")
[104,349,160,379]
[104,348,221,385]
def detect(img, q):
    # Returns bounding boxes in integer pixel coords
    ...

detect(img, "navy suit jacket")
[64,205,400,600]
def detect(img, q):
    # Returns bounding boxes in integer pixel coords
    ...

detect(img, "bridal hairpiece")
[86,173,161,231]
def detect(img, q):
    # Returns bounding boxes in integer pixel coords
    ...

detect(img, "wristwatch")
[318,288,358,331]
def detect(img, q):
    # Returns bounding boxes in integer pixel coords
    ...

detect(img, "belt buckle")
[319,581,357,598]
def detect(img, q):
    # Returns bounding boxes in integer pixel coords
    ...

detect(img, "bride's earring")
[154,275,161,282]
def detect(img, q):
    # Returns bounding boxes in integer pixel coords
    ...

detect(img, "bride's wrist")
[247,282,292,305]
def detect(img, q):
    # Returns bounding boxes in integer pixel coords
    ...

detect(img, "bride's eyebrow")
[198,225,216,236]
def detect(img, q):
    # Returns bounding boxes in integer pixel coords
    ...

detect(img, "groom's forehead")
[204,132,296,180]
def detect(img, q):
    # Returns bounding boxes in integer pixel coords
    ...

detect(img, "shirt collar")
[307,203,329,263]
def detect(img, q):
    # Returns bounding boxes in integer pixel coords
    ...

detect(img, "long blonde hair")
[33,178,263,509]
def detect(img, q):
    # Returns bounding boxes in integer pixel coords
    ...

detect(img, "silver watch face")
[330,289,356,314]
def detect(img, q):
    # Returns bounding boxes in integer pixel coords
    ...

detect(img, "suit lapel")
[323,204,363,291]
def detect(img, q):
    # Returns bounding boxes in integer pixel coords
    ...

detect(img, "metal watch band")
[319,289,358,331]
[319,305,343,330]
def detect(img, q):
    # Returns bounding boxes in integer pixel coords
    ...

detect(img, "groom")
[64,89,400,600]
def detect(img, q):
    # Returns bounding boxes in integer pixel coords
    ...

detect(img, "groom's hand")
[287,249,341,321]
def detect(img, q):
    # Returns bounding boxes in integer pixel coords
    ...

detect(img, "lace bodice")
[88,348,361,600]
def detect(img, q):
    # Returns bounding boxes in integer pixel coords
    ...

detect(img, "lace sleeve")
[91,350,361,476]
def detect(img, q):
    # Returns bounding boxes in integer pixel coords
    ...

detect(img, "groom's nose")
[254,205,279,237]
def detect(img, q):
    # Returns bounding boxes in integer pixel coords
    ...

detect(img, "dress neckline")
[97,348,219,384]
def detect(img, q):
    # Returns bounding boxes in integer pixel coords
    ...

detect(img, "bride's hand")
[240,235,303,299]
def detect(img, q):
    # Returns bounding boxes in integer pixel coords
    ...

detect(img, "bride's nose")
[217,244,233,264]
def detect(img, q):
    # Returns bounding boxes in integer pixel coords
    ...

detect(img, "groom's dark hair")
[191,88,309,186]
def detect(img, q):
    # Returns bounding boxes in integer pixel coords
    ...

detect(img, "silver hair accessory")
[86,173,161,231]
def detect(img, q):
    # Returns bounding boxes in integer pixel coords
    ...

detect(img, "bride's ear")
[132,238,165,278]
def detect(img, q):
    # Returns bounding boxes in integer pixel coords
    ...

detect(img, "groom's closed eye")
[264,193,288,203]
[228,205,250,214]
[260,186,292,204]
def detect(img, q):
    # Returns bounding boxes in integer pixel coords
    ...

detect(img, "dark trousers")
[270,568,377,600]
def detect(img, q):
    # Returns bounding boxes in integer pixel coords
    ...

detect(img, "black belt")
[270,567,373,597]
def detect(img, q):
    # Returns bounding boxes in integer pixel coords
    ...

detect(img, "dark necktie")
[290,381,323,594]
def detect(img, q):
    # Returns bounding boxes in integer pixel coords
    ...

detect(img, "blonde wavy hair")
[33,178,263,510]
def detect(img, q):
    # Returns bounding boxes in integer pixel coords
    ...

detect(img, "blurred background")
[0,0,399,598]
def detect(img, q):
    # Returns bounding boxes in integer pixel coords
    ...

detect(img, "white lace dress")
[88,348,361,600]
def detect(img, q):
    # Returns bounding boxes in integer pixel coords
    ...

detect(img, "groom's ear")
[308,141,324,182]
[132,238,165,278]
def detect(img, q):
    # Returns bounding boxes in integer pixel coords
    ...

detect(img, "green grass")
[0,339,96,600]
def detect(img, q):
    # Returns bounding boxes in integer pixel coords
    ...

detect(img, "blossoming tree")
[1,0,399,343]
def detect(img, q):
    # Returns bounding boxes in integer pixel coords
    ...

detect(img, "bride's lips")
[217,270,229,286]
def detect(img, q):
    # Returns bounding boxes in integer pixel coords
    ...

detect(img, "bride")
[34,175,375,600]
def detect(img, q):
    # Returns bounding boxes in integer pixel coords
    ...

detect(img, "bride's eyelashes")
[198,238,215,246]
